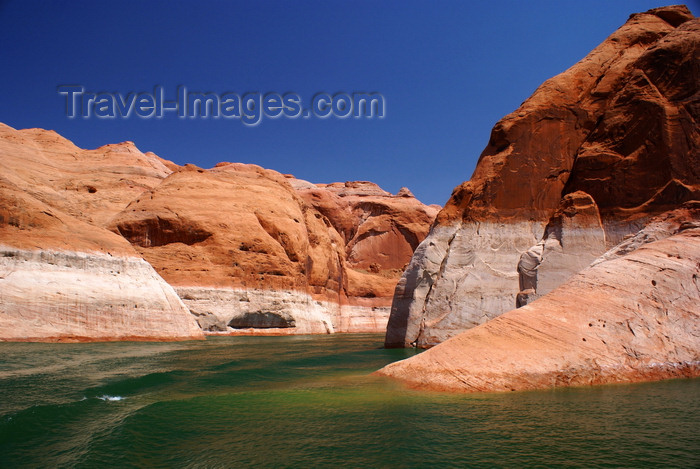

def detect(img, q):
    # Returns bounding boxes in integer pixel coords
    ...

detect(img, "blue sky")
[1,1,697,206]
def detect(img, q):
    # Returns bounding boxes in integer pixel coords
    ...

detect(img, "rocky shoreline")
[0,246,204,342]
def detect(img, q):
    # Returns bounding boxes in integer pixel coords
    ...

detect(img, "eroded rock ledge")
[178,287,389,335]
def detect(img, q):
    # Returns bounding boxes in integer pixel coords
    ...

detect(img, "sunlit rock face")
[385,5,699,348]
[0,247,204,342]
[0,124,203,341]
[376,204,700,392]
[516,191,607,307]
[110,162,438,335]
[0,121,438,339]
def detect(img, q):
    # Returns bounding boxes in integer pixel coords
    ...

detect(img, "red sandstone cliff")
[0,123,204,341]
[385,5,699,348]
[0,123,437,340]
[110,163,438,334]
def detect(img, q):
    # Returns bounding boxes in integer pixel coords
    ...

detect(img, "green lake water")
[0,334,698,468]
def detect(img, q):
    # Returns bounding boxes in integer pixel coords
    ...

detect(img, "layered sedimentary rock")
[0,124,204,341]
[0,121,437,339]
[0,247,204,342]
[176,287,388,335]
[386,5,699,348]
[376,206,700,392]
[290,180,440,273]
[111,163,438,334]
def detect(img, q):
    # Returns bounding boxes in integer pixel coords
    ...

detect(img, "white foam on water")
[97,395,125,401]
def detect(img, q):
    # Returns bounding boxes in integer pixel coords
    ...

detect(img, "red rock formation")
[386,5,699,348]
[440,5,698,225]
[291,179,437,276]
[516,191,607,307]
[376,205,700,392]
[0,124,204,342]
[0,124,175,228]
[111,164,438,334]
[0,122,437,339]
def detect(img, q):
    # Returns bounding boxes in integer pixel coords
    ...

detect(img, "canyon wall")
[0,123,437,340]
[110,163,438,335]
[376,204,700,392]
[0,123,204,341]
[385,5,699,348]
[0,247,204,342]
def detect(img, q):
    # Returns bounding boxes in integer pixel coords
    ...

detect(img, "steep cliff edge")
[110,163,438,334]
[0,124,204,341]
[376,205,700,392]
[386,5,699,348]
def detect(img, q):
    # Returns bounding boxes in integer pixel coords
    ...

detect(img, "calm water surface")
[0,334,698,468]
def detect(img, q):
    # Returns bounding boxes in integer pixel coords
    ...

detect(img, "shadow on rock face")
[228,311,297,329]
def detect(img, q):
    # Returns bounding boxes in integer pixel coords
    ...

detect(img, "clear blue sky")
[1,0,697,206]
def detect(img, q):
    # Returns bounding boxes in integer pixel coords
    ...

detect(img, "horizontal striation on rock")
[0,247,204,342]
